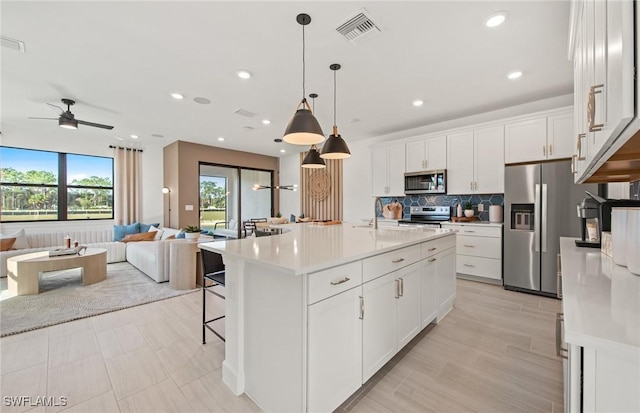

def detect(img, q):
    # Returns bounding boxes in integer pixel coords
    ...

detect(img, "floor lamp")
[162,187,171,228]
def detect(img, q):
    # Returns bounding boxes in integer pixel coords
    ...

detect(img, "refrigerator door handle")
[542,183,548,252]
[534,184,541,252]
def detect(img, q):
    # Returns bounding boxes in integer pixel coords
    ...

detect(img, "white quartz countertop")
[442,221,504,227]
[200,222,454,275]
[560,237,640,354]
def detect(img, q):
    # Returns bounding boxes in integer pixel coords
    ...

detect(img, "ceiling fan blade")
[28,117,57,120]
[77,119,114,130]
[46,102,64,114]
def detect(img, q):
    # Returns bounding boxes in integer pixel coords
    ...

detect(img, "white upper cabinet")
[371,143,405,196]
[505,111,574,164]
[448,126,504,194]
[405,135,447,172]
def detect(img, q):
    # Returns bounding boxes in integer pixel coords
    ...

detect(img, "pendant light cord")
[333,69,337,127]
[302,24,306,101]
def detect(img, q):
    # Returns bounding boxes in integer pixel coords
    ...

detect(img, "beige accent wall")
[300,153,343,221]
[163,140,280,230]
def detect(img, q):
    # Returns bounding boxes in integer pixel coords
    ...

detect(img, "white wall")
[1,131,163,233]
[343,140,373,223]
[278,153,302,220]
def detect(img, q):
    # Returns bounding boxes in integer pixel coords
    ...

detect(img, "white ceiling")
[1,1,573,158]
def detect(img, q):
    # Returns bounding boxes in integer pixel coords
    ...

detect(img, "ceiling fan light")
[283,107,325,145]
[320,133,351,159]
[58,117,78,129]
[301,145,326,168]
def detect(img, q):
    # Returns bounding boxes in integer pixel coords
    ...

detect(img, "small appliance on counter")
[577,191,640,248]
[575,197,600,248]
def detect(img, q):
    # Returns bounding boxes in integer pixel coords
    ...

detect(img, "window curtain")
[112,146,142,225]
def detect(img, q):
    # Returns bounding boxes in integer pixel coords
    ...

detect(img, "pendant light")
[283,13,325,146]
[321,64,351,159]
[302,93,326,169]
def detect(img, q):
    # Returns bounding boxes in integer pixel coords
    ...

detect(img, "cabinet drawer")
[442,224,501,238]
[456,235,501,259]
[421,235,455,258]
[456,256,502,280]
[363,245,421,283]
[308,261,362,305]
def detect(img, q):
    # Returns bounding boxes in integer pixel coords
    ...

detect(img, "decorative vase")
[464,210,474,218]
[184,232,200,240]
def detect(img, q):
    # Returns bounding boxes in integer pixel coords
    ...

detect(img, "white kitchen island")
[199,223,456,413]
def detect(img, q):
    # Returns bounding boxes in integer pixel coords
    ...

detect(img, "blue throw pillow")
[176,231,185,239]
[139,222,160,232]
[114,223,141,241]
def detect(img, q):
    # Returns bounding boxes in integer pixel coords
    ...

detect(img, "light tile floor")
[0,280,562,412]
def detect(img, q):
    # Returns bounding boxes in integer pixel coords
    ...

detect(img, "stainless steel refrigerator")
[504,160,599,297]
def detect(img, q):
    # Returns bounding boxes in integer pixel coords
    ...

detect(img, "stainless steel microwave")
[404,170,446,194]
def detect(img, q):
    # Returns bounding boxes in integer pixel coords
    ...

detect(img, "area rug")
[0,262,198,337]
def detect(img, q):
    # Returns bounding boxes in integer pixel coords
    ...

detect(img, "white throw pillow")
[229,219,237,230]
[0,229,30,249]
[160,227,180,240]
[148,225,164,241]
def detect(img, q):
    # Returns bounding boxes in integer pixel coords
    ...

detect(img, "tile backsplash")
[377,194,504,222]
[631,180,640,200]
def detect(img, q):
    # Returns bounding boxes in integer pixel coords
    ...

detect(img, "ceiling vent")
[1,36,26,53]
[234,109,256,117]
[336,8,381,46]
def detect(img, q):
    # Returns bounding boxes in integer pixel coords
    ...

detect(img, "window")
[0,147,114,222]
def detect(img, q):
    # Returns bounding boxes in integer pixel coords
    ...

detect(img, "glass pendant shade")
[59,117,78,129]
[321,127,351,159]
[301,144,326,169]
[283,105,325,145]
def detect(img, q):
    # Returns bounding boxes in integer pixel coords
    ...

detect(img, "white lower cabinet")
[307,286,363,413]
[434,247,456,319]
[441,223,503,282]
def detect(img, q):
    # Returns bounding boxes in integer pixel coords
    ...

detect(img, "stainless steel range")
[398,206,451,228]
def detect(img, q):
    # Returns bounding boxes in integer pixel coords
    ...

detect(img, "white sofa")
[0,227,199,284]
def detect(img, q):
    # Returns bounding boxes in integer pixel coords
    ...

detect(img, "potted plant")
[182,225,201,239]
[271,212,287,224]
[464,202,475,218]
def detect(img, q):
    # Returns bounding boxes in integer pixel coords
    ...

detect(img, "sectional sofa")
[0,226,196,283]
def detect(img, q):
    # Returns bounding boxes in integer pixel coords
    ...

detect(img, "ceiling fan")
[29,98,114,130]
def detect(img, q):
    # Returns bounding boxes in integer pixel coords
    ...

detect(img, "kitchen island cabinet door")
[421,254,438,329]
[447,130,475,194]
[395,262,422,349]
[362,272,397,382]
[307,286,363,413]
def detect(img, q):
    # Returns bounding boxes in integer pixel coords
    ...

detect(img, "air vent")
[336,8,381,45]
[1,36,26,53]
[234,109,256,117]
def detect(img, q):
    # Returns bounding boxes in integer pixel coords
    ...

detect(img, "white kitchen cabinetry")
[405,135,447,172]
[447,126,504,194]
[441,223,503,282]
[371,143,405,196]
[307,285,363,413]
[362,261,421,382]
[504,111,574,164]
[570,0,637,182]
[421,237,456,327]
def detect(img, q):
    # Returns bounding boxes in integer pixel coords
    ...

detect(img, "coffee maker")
[575,197,600,247]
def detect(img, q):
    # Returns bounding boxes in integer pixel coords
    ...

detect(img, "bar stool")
[201,249,225,343]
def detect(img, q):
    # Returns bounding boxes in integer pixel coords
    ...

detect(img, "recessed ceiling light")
[170,93,184,100]
[130,134,138,139]
[280,149,286,153]
[218,137,225,141]
[193,97,211,105]
[262,119,271,125]
[507,71,523,79]
[237,70,252,79]
[413,100,424,107]
[486,11,508,28]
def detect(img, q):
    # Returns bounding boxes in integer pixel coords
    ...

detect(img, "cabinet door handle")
[549,145,553,156]
[571,154,577,174]
[427,258,436,263]
[395,279,400,299]
[470,181,473,190]
[392,258,405,264]
[463,263,475,268]
[463,230,476,233]
[588,84,604,132]
[427,247,437,251]
[463,244,475,248]
[555,313,568,359]
[400,277,404,297]
[330,277,350,286]
[359,296,364,320]
[474,181,478,191]
[557,254,563,299]
[543,145,546,156]
[576,133,587,160]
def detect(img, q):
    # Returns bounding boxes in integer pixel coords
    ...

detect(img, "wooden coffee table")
[7,248,107,296]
